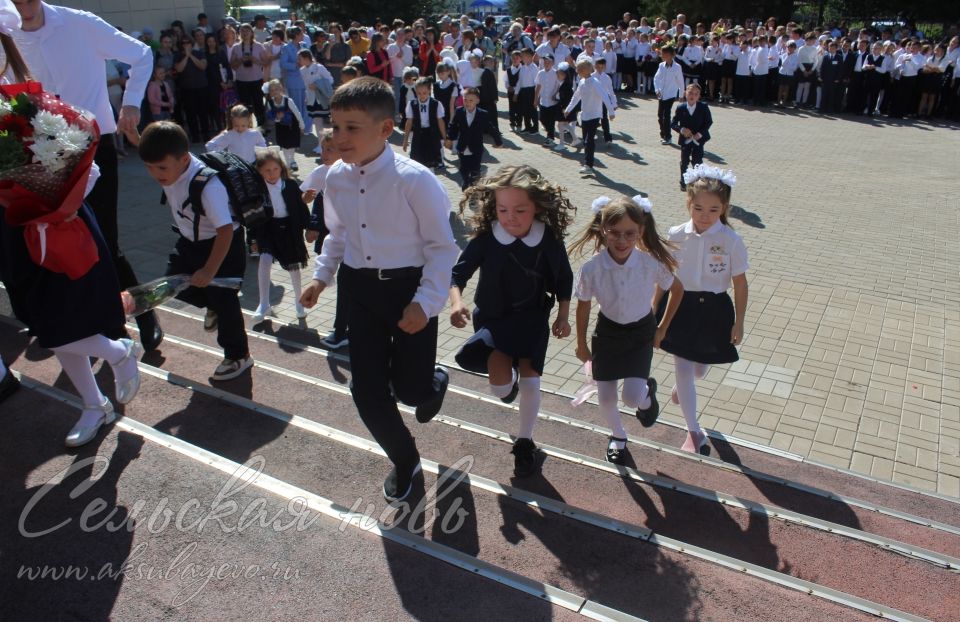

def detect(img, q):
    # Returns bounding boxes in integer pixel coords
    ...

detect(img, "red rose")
[0,114,33,138]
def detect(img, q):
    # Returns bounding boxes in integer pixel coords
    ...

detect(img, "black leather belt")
[353,266,423,281]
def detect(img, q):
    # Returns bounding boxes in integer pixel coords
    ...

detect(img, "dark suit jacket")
[479,67,499,106]
[670,101,713,143]
[839,50,857,80]
[447,107,503,155]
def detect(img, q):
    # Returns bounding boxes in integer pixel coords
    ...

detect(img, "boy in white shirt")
[777,41,799,107]
[300,78,460,503]
[594,57,616,143]
[749,37,770,106]
[139,122,252,381]
[654,45,685,143]
[517,48,540,133]
[564,59,616,177]
[534,53,561,145]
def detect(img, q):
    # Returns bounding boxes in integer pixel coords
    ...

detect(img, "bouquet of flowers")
[121,275,243,318]
[0,81,100,279]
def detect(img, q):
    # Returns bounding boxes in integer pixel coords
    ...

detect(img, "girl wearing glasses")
[570,195,683,465]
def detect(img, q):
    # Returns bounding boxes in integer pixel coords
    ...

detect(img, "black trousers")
[518,86,538,130]
[167,229,249,360]
[539,103,558,139]
[341,264,441,468]
[507,89,521,127]
[752,73,768,105]
[680,138,705,182]
[180,86,210,140]
[893,76,918,117]
[458,152,482,190]
[481,100,499,132]
[820,79,839,112]
[582,118,600,167]
[657,98,675,140]
[734,75,751,102]
[332,269,349,338]
[601,104,611,141]
[236,80,266,126]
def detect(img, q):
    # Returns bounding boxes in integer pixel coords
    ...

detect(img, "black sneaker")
[415,366,449,423]
[383,461,422,502]
[511,438,539,477]
[636,377,660,427]
[501,378,519,404]
[0,368,20,404]
[319,331,349,350]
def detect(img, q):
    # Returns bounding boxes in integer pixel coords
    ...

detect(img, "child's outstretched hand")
[450,304,471,328]
[398,302,428,334]
[552,317,571,338]
[300,279,326,308]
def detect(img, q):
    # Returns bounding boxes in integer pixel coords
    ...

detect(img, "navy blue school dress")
[253,179,310,270]
[267,96,302,149]
[656,219,748,365]
[0,203,124,349]
[452,220,573,376]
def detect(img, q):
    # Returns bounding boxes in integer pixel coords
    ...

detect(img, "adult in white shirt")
[535,27,573,67]
[667,14,692,37]
[11,0,163,350]
[387,29,413,115]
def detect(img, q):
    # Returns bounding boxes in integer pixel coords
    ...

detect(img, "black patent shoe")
[511,438,539,477]
[636,377,660,427]
[0,368,21,404]
[606,436,628,465]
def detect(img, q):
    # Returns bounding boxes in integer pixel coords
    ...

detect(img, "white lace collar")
[492,220,545,247]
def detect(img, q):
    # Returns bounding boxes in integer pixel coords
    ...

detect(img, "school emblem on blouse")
[708,245,727,273]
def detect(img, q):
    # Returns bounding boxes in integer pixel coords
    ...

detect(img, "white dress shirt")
[163,155,237,240]
[635,42,653,61]
[575,248,674,324]
[405,98,445,128]
[518,62,538,88]
[564,75,616,121]
[313,144,459,317]
[667,220,748,293]
[205,129,267,164]
[653,61,684,100]
[10,3,152,135]
[779,53,799,76]
[535,67,560,106]
[300,164,329,193]
[682,44,703,67]
[750,46,769,74]
[535,41,571,66]
[596,71,616,110]
[265,179,288,218]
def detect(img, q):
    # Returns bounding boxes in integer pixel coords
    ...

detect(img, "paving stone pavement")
[113,92,960,496]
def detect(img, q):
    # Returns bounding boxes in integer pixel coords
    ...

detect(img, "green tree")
[289,0,447,25]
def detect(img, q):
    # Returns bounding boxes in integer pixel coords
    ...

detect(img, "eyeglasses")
[604,230,639,242]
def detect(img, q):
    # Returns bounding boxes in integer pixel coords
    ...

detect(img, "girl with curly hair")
[448,165,575,477]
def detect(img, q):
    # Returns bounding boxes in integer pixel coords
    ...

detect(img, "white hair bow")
[591,196,611,214]
[682,163,737,188]
[632,195,653,213]
[0,0,21,36]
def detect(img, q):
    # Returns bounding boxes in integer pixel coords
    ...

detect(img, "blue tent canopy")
[469,0,508,8]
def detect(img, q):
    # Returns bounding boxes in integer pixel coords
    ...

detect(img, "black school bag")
[173,151,274,241]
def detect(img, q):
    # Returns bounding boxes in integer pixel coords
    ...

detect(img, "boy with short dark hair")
[138,121,252,381]
[654,45,684,144]
[300,77,460,503]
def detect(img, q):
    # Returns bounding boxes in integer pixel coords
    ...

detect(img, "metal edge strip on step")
[15,370,936,622]
[146,329,960,572]
[150,304,960,507]
[14,373,644,622]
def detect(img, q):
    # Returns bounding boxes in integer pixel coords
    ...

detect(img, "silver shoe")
[113,338,143,405]
[65,397,116,448]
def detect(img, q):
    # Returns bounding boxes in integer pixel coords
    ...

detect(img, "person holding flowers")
[0,5,142,446]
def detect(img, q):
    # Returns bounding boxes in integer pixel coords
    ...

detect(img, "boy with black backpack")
[138,121,254,381]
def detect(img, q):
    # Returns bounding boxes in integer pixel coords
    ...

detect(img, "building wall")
[56,0,226,35]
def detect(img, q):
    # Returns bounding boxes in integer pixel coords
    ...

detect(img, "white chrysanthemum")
[31,110,69,137]
[29,137,68,172]
[57,127,91,155]
[0,99,12,118]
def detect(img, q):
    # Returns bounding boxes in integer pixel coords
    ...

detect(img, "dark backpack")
[178,151,273,241]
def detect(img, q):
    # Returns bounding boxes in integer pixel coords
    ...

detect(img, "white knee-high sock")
[489,368,517,398]
[54,351,105,407]
[517,376,540,439]
[621,377,651,410]
[674,356,701,434]
[289,268,303,306]
[52,335,127,366]
[597,380,627,442]
[0,355,7,377]
[257,253,273,314]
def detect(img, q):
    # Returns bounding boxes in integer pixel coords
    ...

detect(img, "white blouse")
[205,129,267,164]
[575,248,674,324]
[667,220,748,293]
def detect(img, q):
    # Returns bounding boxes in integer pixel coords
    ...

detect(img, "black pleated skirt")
[257,217,308,270]
[454,306,551,376]
[591,311,655,381]
[657,290,738,365]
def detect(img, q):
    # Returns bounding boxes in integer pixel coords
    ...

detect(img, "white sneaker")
[295,303,307,319]
[552,143,567,152]
[203,308,218,332]
[211,356,254,381]
[579,165,594,177]
[571,138,583,148]
[65,396,115,448]
[252,307,272,324]
[319,331,349,349]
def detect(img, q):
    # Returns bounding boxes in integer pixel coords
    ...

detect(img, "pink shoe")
[671,386,679,404]
[680,430,710,455]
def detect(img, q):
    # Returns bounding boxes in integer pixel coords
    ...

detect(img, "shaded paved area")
[111,93,960,496]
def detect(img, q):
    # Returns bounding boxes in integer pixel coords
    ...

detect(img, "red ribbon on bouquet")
[0,81,101,280]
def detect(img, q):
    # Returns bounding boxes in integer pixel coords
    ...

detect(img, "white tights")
[50,334,127,410]
[795,81,810,105]
[597,378,651,440]
[674,356,708,434]
[517,376,540,439]
[282,148,296,167]
[256,253,303,314]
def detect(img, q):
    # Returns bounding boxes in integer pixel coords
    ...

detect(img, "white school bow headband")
[0,0,22,36]
[682,163,737,188]
[591,195,653,215]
